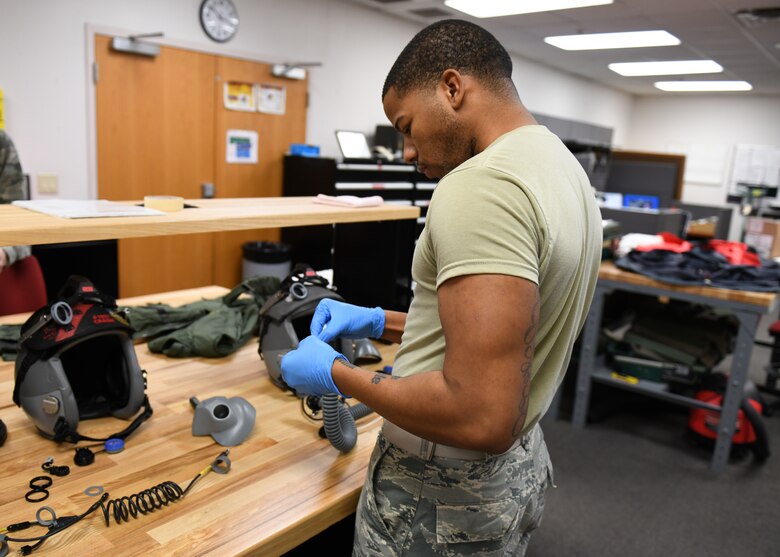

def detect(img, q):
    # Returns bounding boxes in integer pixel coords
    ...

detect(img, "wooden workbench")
[0,197,420,246]
[598,260,778,308]
[0,286,394,556]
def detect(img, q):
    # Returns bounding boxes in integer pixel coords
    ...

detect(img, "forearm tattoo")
[370,372,399,385]
[512,289,540,437]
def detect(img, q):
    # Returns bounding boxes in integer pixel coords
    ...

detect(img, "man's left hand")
[280,335,349,396]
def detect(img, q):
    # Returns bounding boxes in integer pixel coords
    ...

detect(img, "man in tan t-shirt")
[281,19,602,556]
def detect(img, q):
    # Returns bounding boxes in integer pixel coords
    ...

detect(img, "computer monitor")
[335,130,372,161]
[605,151,684,208]
[374,124,403,154]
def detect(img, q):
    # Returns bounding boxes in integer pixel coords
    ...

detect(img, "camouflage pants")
[353,424,553,556]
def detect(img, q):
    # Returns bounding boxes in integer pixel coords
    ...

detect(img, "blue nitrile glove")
[310,299,385,343]
[280,335,349,396]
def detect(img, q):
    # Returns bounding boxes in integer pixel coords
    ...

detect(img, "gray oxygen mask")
[190,396,256,446]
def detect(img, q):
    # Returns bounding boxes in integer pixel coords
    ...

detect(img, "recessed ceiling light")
[443,0,613,18]
[654,81,753,92]
[608,60,723,76]
[544,30,680,51]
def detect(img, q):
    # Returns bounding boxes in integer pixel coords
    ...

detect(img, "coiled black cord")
[1,450,230,554]
[100,479,191,526]
[99,450,232,526]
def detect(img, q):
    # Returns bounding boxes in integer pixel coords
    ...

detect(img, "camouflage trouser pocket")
[355,436,396,555]
[435,498,520,544]
[424,425,551,555]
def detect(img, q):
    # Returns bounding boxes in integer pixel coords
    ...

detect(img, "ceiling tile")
[342,0,780,94]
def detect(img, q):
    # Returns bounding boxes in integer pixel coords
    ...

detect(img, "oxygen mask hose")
[322,394,358,452]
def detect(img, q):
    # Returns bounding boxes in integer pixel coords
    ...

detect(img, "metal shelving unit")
[572,263,777,473]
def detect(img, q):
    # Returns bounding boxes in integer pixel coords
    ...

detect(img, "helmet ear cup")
[17,357,80,439]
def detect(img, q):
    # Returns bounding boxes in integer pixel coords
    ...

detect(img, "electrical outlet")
[37,173,58,194]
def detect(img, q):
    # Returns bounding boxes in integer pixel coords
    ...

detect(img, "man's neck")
[473,105,537,153]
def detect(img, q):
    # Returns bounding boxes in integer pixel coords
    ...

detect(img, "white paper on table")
[12,199,165,218]
[313,194,384,208]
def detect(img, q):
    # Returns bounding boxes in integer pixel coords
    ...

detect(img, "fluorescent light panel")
[444,0,613,18]
[608,60,723,76]
[655,81,753,92]
[544,30,680,51]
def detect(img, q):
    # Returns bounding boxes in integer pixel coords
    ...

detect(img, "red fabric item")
[707,240,761,266]
[689,390,761,444]
[632,235,762,266]
[0,255,47,316]
[633,232,693,253]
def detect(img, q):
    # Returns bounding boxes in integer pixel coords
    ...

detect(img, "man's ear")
[440,69,465,110]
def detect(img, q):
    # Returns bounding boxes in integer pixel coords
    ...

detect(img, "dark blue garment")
[615,246,780,292]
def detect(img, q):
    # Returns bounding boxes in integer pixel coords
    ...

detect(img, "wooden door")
[95,35,217,296]
[211,57,308,286]
[95,35,309,294]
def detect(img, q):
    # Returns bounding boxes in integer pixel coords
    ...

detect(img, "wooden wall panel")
[95,36,216,200]
[95,35,309,293]
[118,233,215,295]
[95,35,217,296]
[212,57,308,287]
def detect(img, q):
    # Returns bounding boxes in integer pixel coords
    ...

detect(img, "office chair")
[0,254,47,316]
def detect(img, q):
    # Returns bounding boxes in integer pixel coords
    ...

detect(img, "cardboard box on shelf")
[744,217,780,258]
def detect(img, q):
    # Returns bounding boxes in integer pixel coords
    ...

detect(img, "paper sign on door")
[226,130,258,164]
[257,84,286,115]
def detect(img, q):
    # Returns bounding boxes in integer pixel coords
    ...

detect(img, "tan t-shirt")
[392,125,602,435]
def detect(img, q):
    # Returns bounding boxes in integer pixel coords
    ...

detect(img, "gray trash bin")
[242,241,292,281]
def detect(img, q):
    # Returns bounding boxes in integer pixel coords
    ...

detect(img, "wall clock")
[200,0,239,43]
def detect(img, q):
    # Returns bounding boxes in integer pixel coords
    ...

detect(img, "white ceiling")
[343,0,780,95]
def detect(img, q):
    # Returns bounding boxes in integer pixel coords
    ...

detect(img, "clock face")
[200,0,239,43]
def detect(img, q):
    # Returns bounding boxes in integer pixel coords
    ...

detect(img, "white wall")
[512,56,634,147]
[626,95,780,203]
[0,0,634,200]
[625,94,780,239]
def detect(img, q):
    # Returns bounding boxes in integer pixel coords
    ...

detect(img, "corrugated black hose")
[321,394,373,453]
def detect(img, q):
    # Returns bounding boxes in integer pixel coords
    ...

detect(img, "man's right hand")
[0,249,7,274]
[310,299,385,342]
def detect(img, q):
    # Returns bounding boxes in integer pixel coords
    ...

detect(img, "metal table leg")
[711,310,759,473]
[572,285,608,428]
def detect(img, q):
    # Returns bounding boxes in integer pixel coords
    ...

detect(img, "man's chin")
[419,167,438,180]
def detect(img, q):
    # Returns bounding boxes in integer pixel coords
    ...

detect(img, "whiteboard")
[729,144,780,196]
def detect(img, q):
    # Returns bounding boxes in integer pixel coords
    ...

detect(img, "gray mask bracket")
[190,396,256,447]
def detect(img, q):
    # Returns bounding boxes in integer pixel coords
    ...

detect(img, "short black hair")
[382,19,514,99]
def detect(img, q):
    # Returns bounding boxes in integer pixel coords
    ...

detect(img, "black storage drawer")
[282,155,435,310]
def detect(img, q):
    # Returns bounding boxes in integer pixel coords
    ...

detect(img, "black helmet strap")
[51,395,154,444]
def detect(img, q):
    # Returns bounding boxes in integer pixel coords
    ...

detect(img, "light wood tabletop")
[599,260,778,309]
[0,286,395,556]
[0,197,420,246]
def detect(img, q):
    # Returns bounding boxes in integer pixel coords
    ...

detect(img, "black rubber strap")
[52,396,153,444]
